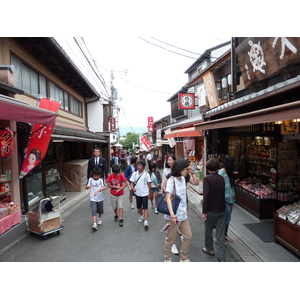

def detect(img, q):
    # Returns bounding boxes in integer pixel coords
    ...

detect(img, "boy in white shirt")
[86,167,106,231]
[130,160,152,229]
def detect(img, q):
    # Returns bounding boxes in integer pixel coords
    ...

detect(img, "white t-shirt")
[165,176,187,222]
[146,153,152,161]
[130,170,151,197]
[87,178,105,202]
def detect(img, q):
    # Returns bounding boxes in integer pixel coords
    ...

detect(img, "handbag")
[157,177,181,215]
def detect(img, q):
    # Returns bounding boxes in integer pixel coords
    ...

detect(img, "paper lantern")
[0,128,15,159]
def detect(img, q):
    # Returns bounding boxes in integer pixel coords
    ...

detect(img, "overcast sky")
[56,35,230,131]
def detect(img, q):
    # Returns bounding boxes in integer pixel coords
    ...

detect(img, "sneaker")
[155,208,159,214]
[171,244,179,255]
[114,215,119,222]
[97,218,102,225]
[130,204,135,209]
[144,220,149,229]
[119,219,124,227]
[138,215,144,223]
[91,224,98,231]
[180,258,190,262]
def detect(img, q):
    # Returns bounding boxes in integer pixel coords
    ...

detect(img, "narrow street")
[0,186,242,262]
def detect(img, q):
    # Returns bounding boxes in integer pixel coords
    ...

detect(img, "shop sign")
[235,37,300,88]
[19,98,60,179]
[281,121,299,135]
[110,117,116,132]
[148,117,154,132]
[164,128,176,148]
[141,136,152,149]
[203,72,219,109]
[0,127,15,159]
[178,93,195,110]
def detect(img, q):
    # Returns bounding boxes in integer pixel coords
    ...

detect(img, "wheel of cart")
[25,195,63,239]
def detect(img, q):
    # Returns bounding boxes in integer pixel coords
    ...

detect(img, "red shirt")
[106,173,127,196]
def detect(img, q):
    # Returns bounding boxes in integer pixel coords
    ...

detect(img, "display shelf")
[235,187,276,219]
[274,212,300,257]
[0,190,10,196]
[45,173,65,200]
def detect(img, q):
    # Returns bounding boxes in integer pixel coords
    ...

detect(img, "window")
[70,96,82,117]
[11,55,46,98]
[50,82,69,110]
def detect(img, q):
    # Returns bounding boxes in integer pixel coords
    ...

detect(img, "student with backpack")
[148,162,162,214]
[125,156,138,209]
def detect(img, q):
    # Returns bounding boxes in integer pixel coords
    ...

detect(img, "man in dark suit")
[87,147,108,181]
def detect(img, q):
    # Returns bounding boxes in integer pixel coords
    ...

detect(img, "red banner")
[141,136,152,149]
[148,116,154,132]
[0,128,15,159]
[110,117,116,132]
[19,98,60,179]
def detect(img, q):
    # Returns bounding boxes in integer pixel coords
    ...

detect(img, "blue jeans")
[225,202,234,236]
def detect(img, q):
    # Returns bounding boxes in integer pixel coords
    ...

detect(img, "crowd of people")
[86,147,236,262]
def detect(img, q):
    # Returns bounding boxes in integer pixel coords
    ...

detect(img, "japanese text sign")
[148,117,154,132]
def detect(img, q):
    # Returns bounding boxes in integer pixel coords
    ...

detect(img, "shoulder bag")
[157,177,181,215]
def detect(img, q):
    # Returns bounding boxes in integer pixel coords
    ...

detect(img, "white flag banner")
[165,129,176,148]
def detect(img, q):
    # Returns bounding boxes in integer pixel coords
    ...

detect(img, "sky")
[55,35,230,132]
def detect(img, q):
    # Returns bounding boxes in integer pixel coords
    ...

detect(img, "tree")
[120,132,139,151]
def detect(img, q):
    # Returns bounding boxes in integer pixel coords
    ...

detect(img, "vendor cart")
[25,195,63,239]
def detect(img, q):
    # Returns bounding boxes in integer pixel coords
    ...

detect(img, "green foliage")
[120,132,139,151]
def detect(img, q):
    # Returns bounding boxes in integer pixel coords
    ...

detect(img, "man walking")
[88,147,108,181]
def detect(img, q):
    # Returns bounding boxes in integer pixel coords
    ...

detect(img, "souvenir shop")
[164,127,205,194]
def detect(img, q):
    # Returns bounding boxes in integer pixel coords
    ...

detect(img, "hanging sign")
[0,128,15,159]
[19,98,60,179]
[141,136,152,149]
[110,117,116,132]
[148,117,154,132]
[178,93,195,110]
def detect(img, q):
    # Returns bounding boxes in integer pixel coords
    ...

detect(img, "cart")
[25,195,63,239]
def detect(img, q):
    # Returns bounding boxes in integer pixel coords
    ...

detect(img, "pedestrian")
[126,152,131,167]
[202,158,226,262]
[148,162,162,214]
[164,159,193,262]
[106,164,128,226]
[217,155,236,243]
[114,154,119,166]
[129,160,152,229]
[125,156,138,209]
[120,154,127,173]
[146,151,153,166]
[161,153,176,192]
[87,147,108,181]
[86,167,106,231]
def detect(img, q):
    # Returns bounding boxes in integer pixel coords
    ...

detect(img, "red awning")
[0,95,58,126]
[164,127,203,138]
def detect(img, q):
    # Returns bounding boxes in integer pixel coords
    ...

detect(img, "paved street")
[0,186,242,262]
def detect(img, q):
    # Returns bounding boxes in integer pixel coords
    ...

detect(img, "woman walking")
[218,155,236,243]
[164,159,193,262]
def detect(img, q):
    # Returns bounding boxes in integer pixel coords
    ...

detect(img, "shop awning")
[52,126,108,143]
[164,126,203,138]
[0,95,58,126]
[195,100,300,131]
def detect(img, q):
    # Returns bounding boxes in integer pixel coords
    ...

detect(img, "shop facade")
[194,37,300,257]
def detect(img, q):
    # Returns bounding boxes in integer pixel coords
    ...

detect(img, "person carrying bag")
[163,159,193,262]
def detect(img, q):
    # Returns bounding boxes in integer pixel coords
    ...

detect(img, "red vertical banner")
[148,116,154,132]
[110,117,116,132]
[19,98,60,179]
[141,136,152,149]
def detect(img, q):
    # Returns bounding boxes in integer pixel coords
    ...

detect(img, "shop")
[0,95,58,239]
[164,127,204,193]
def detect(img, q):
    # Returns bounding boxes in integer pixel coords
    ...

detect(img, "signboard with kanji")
[236,37,300,88]
[178,93,195,110]
[148,117,154,132]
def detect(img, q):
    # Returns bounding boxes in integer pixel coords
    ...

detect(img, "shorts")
[111,194,124,210]
[90,201,103,216]
[135,195,149,210]
[151,187,159,193]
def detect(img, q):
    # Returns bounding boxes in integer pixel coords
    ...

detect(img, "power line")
[139,37,198,60]
[151,37,202,56]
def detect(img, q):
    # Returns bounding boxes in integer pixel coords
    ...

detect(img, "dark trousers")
[204,210,226,261]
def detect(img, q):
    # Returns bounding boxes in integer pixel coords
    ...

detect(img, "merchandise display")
[276,202,300,225]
